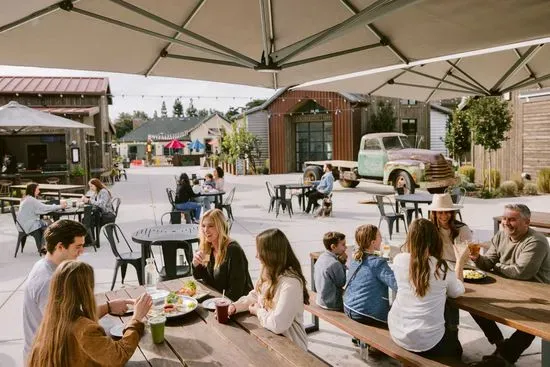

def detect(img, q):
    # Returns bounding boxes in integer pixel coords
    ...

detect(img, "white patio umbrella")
[296,39,550,101]
[0,101,94,134]
[0,0,550,89]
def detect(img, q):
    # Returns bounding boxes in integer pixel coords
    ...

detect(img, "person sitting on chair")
[305,163,334,214]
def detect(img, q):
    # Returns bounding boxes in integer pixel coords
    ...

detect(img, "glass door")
[295,121,332,171]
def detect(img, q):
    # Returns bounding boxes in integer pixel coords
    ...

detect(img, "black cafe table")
[197,190,225,209]
[274,183,313,212]
[394,193,433,219]
[44,206,86,222]
[132,224,199,274]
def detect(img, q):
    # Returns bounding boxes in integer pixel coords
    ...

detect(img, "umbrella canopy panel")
[190,139,205,151]
[296,42,550,101]
[164,139,185,149]
[1,0,550,89]
[0,101,95,134]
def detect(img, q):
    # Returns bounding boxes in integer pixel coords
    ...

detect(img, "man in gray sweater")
[469,204,550,367]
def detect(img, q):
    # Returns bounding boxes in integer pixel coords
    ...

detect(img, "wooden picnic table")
[493,211,550,234]
[11,183,85,201]
[452,272,550,366]
[97,277,328,366]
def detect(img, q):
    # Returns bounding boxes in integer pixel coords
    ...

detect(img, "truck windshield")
[382,136,411,150]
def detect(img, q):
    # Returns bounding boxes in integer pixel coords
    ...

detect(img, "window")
[295,121,332,171]
[363,139,381,150]
[401,118,417,135]
[400,99,417,105]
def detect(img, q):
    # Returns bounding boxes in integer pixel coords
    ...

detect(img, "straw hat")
[427,193,462,211]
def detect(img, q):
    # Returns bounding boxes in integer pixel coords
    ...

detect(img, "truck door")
[358,138,387,178]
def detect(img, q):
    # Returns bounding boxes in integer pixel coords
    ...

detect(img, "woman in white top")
[227,228,309,351]
[388,218,469,360]
[428,193,472,262]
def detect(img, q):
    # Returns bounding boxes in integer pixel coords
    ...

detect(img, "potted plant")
[70,165,86,185]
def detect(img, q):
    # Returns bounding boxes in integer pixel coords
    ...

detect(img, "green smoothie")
[149,316,166,344]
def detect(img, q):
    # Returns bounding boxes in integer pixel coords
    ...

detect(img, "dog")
[315,195,333,217]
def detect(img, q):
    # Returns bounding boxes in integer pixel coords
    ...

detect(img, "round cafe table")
[394,193,433,219]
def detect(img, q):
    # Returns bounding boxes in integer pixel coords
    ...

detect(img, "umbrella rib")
[490,44,543,92]
[68,7,252,67]
[390,81,476,95]
[0,1,79,34]
[145,0,207,77]
[368,70,408,95]
[110,0,258,68]
[338,0,409,64]
[164,53,249,68]
[259,0,272,63]
[272,0,420,64]
[279,43,382,69]
[513,48,542,89]
[501,72,550,94]
[445,60,490,95]
[404,68,483,94]
[446,72,488,94]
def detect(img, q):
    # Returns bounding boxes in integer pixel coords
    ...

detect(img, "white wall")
[430,110,448,155]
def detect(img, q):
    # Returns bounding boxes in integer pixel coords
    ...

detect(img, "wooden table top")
[493,211,550,229]
[11,184,85,191]
[97,278,327,366]
[132,224,199,245]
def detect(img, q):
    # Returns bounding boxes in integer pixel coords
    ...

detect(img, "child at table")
[314,231,347,310]
[228,228,309,351]
[388,218,468,359]
[203,173,215,189]
[191,179,202,195]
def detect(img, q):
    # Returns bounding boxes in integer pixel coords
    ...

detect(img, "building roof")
[0,76,110,95]
[119,114,228,142]
[430,104,452,115]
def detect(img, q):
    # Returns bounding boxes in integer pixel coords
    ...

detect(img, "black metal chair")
[160,211,183,225]
[221,187,235,220]
[166,188,193,223]
[10,205,42,257]
[375,195,407,240]
[102,223,143,290]
[275,185,293,218]
[395,187,422,225]
[446,186,466,221]
[265,182,277,213]
[149,240,193,281]
[82,205,98,252]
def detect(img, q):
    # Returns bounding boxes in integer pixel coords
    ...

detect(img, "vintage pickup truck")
[303,132,456,194]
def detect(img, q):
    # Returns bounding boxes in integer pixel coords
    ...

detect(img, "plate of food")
[148,292,198,319]
[176,280,209,300]
[463,269,488,283]
[201,297,226,311]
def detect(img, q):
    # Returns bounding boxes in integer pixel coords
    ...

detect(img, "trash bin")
[123,158,130,169]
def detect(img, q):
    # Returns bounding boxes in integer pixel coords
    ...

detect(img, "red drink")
[215,299,231,324]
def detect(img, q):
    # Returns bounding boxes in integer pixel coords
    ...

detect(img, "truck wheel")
[339,179,359,188]
[303,166,322,182]
[393,171,415,194]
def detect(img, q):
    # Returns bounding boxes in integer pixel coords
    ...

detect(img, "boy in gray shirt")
[314,232,348,310]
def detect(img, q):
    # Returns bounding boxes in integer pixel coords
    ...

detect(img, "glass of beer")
[468,242,481,256]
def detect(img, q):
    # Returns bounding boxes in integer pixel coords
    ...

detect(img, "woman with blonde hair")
[228,228,309,350]
[28,260,152,367]
[388,218,468,359]
[344,224,397,328]
[192,208,252,301]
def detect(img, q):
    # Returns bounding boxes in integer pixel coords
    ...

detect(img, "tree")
[466,96,512,191]
[113,111,149,139]
[225,106,241,120]
[245,99,266,109]
[369,101,396,132]
[186,98,198,117]
[221,121,262,173]
[444,109,471,164]
[173,98,184,118]
[153,110,158,119]
[160,101,168,118]
[132,110,149,121]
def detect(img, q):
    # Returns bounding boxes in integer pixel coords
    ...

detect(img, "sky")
[0,65,276,120]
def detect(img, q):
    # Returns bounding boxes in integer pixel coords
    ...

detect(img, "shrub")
[537,168,550,193]
[483,169,500,189]
[499,181,518,197]
[523,183,538,196]
[510,172,525,192]
[458,165,475,183]
[478,188,500,199]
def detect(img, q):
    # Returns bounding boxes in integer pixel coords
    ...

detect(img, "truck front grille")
[426,161,454,181]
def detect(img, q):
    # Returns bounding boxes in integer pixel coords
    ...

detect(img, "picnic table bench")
[0,196,46,213]
[305,291,466,367]
[97,277,328,366]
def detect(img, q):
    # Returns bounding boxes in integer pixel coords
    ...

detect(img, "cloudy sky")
[0,65,275,120]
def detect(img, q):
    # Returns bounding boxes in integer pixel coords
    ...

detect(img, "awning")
[35,106,100,116]
[296,39,550,101]
[1,1,549,88]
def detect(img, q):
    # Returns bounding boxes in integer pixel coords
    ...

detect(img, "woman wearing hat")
[428,193,472,262]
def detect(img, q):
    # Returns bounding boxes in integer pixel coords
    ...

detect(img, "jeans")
[175,202,201,220]
[344,307,388,329]
[306,190,326,213]
[471,314,535,363]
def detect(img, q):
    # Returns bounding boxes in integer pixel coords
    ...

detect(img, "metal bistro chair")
[445,186,466,221]
[395,187,423,225]
[275,185,293,218]
[10,205,42,257]
[265,181,277,213]
[375,195,407,240]
[160,211,183,225]
[81,205,98,252]
[221,187,236,220]
[102,223,143,290]
[149,240,193,281]
[166,188,193,223]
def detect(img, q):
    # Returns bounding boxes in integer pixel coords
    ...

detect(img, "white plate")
[110,324,125,338]
[148,295,198,319]
[201,297,225,311]
[149,289,170,302]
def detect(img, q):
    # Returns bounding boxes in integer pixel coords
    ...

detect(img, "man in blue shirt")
[305,163,334,213]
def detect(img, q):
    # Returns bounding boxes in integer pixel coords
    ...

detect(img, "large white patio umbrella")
[0,101,94,134]
[1,0,550,89]
[296,39,550,101]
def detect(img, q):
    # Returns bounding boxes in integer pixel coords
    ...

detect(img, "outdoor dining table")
[197,190,225,209]
[274,183,313,212]
[45,205,86,222]
[394,193,433,219]
[96,277,328,366]
[11,183,85,201]
[132,224,199,274]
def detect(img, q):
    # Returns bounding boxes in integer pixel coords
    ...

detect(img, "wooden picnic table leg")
[305,256,320,333]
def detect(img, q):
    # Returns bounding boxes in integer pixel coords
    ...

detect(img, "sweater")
[175,183,197,204]
[475,228,550,283]
[233,275,308,351]
[343,254,397,322]
[439,223,472,261]
[28,317,144,367]
[17,196,61,234]
[90,188,114,214]
[314,251,346,310]
[192,241,253,301]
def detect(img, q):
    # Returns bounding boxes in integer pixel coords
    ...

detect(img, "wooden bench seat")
[0,197,21,213]
[41,192,82,199]
[532,226,550,237]
[305,291,466,367]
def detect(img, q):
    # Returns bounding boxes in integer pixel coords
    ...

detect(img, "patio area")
[0,166,545,366]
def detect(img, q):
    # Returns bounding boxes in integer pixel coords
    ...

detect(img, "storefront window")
[295,121,332,171]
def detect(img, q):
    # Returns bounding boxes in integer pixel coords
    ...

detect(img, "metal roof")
[0,76,110,95]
